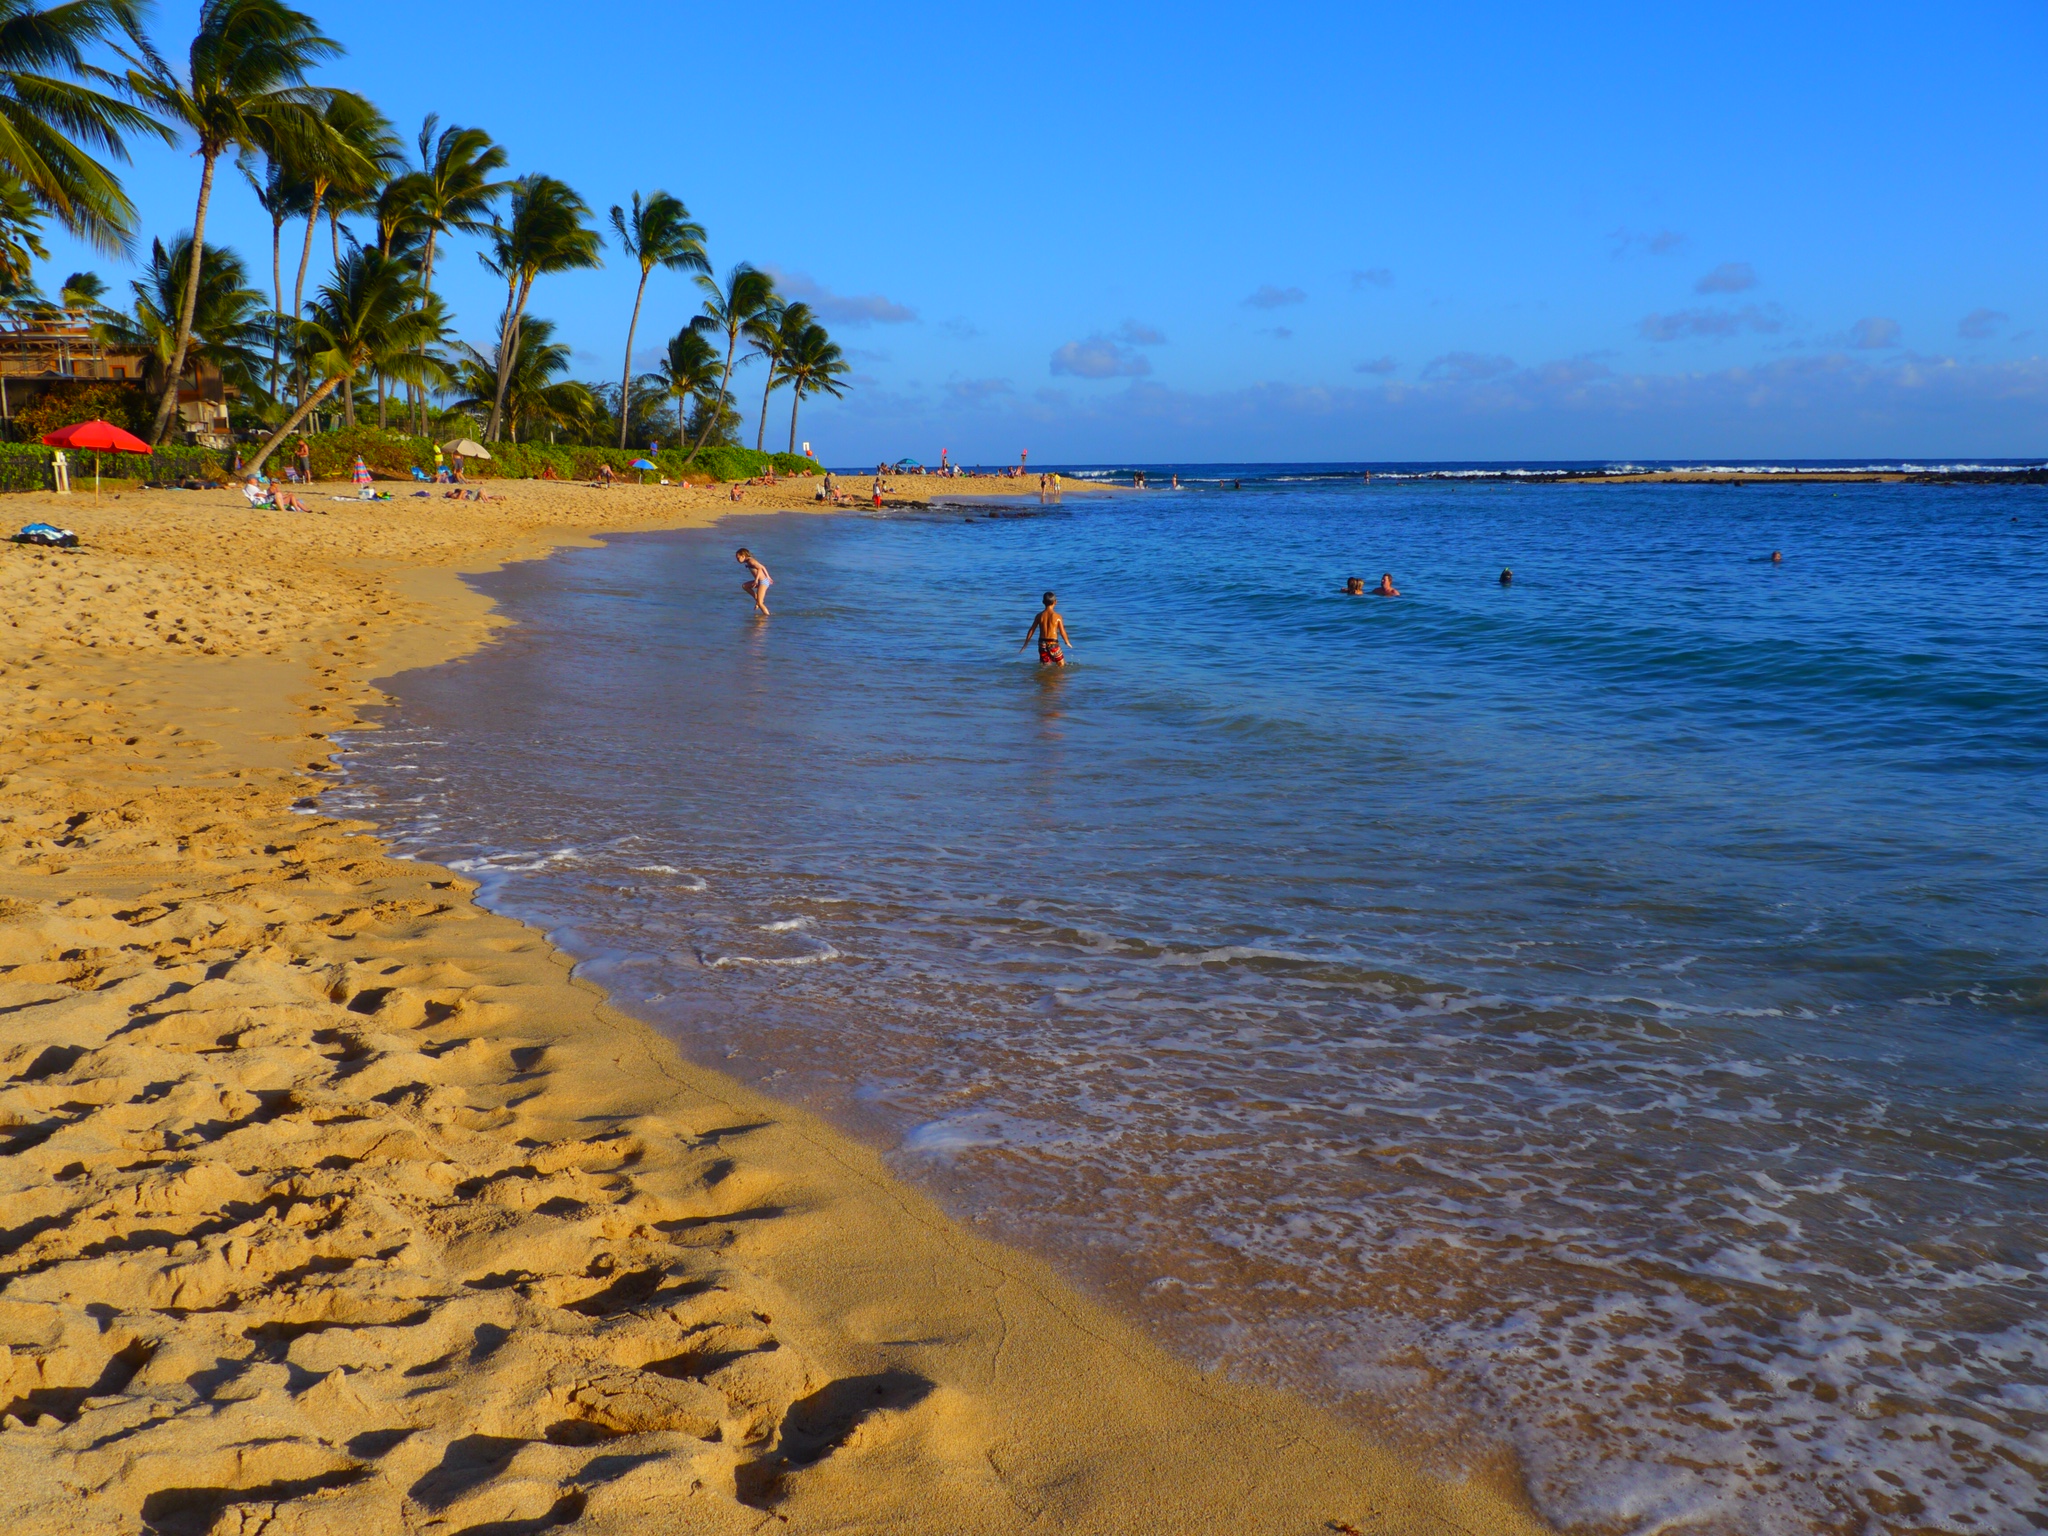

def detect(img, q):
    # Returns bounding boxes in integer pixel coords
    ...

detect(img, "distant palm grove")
[0,0,851,477]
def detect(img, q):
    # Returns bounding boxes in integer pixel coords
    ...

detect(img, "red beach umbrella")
[40,419,152,501]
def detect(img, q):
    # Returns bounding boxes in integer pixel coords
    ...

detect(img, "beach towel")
[13,522,77,547]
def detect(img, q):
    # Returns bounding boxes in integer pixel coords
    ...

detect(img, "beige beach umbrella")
[441,438,492,460]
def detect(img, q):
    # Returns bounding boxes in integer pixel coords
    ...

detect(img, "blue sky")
[43,0,2048,462]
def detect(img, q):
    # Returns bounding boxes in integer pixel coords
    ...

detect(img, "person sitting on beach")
[729,483,743,502]
[1018,591,1072,666]
[1374,573,1400,596]
[275,487,313,513]
[736,548,772,614]
[1344,576,1366,595]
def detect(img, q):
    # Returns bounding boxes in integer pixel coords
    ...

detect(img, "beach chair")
[410,466,430,481]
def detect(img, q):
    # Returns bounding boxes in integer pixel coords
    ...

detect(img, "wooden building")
[0,311,233,446]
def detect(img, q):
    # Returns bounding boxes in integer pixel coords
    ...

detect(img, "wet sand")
[0,476,1548,1534]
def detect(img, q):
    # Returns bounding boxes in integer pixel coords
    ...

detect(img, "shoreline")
[0,477,1548,1534]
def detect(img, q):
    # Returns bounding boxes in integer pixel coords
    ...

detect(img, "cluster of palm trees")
[0,0,851,475]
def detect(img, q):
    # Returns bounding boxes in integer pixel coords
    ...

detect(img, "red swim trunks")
[1038,639,1066,666]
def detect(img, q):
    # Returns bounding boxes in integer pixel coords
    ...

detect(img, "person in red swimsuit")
[1018,591,1073,665]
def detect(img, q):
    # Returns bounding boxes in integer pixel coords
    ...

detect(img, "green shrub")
[237,427,825,486]
[0,438,227,492]
[8,380,150,442]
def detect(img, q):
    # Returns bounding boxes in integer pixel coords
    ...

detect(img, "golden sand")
[0,475,1551,1534]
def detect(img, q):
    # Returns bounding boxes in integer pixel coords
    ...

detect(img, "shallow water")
[334,471,2048,1534]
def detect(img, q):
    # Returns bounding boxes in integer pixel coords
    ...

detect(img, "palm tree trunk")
[269,213,285,400]
[329,210,342,268]
[684,332,737,463]
[376,370,387,429]
[618,270,649,451]
[756,359,776,452]
[149,150,217,446]
[414,230,438,437]
[290,185,327,403]
[343,375,355,427]
[486,270,523,440]
[789,381,801,454]
[246,375,344,476]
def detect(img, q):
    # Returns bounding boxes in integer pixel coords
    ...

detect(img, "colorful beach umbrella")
[351,455,372,486]
[41,418,151,501]
[629,458,655,469]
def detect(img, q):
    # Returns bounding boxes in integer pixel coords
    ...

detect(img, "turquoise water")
[337,473,2048,1534]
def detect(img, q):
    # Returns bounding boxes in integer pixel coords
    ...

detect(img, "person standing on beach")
[1018,591,1073,666]
[294,437,311,482]
[736,548,772,614]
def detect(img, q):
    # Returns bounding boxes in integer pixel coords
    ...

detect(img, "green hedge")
[0,440,228,491]
[252,426,820,484]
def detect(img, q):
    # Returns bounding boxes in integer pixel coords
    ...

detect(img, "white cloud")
[1639,304,1785,342]
[762,265,917,325]
[1244,284,1307,309]
[1958,308,2007,340]
[1050,336,1151,378]
[1849,316,1901,349]
[1423,351,1514,382]
[795,349,2048,461]
[1695,262,1758,294]
[1610,228,1688,258]
[947,377,1012,405]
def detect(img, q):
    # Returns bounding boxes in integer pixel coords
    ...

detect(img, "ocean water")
[331,468,2048,1534]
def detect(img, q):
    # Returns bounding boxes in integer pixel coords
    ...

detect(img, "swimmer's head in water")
[1500,568,1513,585]
[1771,550,1783,562]
[1042,591,1057,607]
[1345,577,1365,594]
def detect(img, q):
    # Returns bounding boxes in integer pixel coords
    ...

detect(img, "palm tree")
[101,233,270,404]
[743,298,813,452]
[449,315,590,444]
[684,262,774,462]
[0,166,46,287]
[653,324,718,445]
[244,248,430,474]
[284,91,393,378]
[237,147,307,396]
[780,321,848,455]
[481,174,601,440]
[396,115,506,434]
[606,189,705,449]
[0,0,167,254]
[123,0,340,444]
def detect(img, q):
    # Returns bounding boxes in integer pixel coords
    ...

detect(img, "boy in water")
[736,548,772,614]
[1018,591,1073,665]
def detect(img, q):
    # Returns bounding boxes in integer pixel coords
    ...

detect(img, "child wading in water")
[1018,591,1073,666]
[736,548,772,614]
